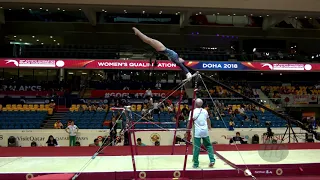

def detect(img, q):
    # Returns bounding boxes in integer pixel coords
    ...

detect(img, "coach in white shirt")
[190,98,215,168]
[65,121,79,146]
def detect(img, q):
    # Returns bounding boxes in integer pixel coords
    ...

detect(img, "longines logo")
[150,133,160,143]
[258,144,289,163]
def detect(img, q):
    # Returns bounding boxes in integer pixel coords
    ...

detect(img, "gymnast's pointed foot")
[186,72,192,80]
[178,58,185,63]
[132,27,139,35]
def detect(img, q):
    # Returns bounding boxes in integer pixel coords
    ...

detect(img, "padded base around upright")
[139,178,189,180]
[30,173,74,180]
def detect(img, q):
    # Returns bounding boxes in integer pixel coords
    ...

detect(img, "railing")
[0,97,66,110]
[3,44,316,61]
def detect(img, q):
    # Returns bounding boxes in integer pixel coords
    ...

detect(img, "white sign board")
[0,128,312,147]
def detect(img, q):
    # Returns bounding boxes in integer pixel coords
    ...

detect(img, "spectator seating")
[210,110,290,129]
[0,100,286,129]
[0,111,47,129]
[61,111,106,129]
[132,112,182,129]
[0,104,53,129]
[65,104,187,129]
[201,85,256,98]
[64,100,287,130]
[91,80,177,90]
[1,104,54,115]
[262,86,320,95]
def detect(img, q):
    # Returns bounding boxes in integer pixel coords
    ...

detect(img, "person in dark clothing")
[110,130,117,146]
[110,116,118,131]
[46,135,58,147]
[250,112,259,124]
[89,138,100,147]
[31,141,37,147]
[229,132,245,144]
[181,105,189,117]
[123,131,130,146]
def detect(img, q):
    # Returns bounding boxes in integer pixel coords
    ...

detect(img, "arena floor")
[0,144,319,180]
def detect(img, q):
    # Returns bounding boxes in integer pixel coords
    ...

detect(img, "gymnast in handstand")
[132,27,192,80]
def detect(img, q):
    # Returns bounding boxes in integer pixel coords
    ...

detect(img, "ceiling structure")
[1,0,320,13]
[1,0,320,45]
[0,2,319,16]
[0,3,319,30]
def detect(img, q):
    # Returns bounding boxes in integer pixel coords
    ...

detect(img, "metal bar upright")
[171,87,184,155]
[124,107,137,179]
[132,121,138,155]
[128,127,137,179]
[182,76,199,177]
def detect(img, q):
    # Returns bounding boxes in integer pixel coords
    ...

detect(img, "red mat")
[30,173,74,180]
[138,179,188,180]
[220,176,320,180]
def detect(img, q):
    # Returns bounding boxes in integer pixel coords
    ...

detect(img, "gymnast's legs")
[133,27,192,79]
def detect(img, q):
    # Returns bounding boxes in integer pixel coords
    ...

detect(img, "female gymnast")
[132,27,192,80]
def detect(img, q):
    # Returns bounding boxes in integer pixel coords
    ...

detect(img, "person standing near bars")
[65,120,79,146]
[190,98,215,168]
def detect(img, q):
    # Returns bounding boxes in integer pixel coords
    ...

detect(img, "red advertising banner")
[1,58,320,72]
[91,90,183,98]
[242,62,316,71]
[0,59,179,70]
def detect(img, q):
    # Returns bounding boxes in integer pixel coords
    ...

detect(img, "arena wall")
[0,128,312,147]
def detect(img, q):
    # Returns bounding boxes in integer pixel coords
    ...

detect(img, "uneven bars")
[186,66,320,139]
[116,105,137,179]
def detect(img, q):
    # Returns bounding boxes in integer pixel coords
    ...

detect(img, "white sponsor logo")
[104,92,167,98]
[56,60,65,67]
[2,85,41,91]
[5,59,19,66]
[254,170,272,174]
[97,62,176,68]
[15,136,88,142]
[262,63,312,71]
[202,63,238,69]
[5,59,65,68]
